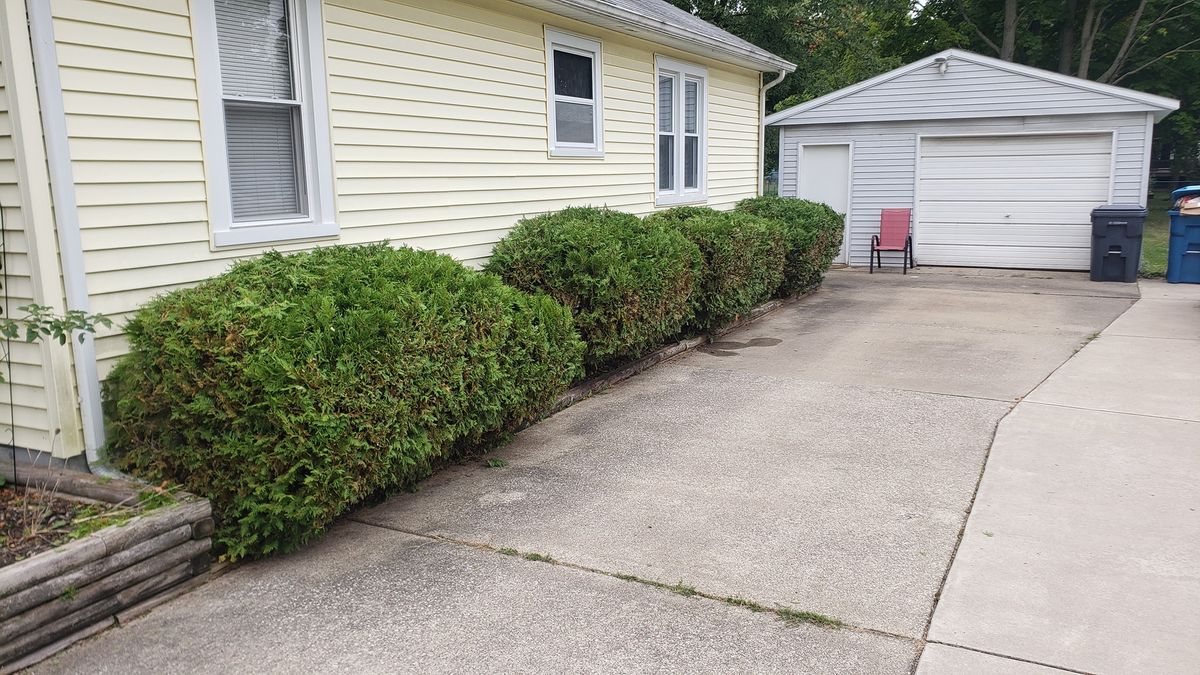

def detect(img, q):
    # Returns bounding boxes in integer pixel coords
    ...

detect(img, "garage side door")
[917,134,1112,270]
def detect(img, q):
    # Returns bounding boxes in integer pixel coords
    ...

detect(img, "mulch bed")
[0,485,121,567]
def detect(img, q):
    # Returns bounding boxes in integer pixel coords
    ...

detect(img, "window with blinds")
[655,58,707,205]
[215,0,306,222]
[545,29,604,157]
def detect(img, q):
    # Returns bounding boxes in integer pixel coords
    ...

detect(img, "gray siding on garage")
[778,112,1153,268]
[770,59,1155,126]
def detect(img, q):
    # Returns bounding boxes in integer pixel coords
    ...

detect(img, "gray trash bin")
[1090,204,1147,283]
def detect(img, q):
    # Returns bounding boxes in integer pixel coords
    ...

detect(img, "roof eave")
[514,0,796,73]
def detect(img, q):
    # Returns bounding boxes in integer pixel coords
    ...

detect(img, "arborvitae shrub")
[485,207,701,372]
[645,207,785,328]
[103,244,583,559]
[734,196,845,295]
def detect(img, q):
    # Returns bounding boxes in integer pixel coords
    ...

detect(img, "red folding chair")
[870,208,914,274]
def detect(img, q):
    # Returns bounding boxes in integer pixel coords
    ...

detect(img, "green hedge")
[485,207,701,372]
[103,245,584,559]
[734,196,844,295]
[645,207,785,328]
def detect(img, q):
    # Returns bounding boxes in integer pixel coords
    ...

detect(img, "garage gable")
[766,50,1179,127]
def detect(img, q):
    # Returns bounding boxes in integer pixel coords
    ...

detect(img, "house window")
[195,0,337,247]
[545,29,603,157]
[656,57,707,205]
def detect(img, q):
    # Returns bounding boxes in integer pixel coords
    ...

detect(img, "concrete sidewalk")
[35,269,1144,673]
[922,280,1200,674]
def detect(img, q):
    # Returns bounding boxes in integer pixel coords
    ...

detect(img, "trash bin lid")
[1092,204,1148,217]
[1171,185,1200,201]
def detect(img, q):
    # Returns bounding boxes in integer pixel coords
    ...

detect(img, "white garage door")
[917,134,1112,270]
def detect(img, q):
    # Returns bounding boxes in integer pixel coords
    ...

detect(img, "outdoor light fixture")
[933,56,950,74]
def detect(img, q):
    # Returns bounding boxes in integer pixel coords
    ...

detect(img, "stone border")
[553,286,818,412]
[0,463,212,671]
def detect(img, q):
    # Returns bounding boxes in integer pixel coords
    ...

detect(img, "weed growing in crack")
[723,596,766,612]
[523,552,555,563]
[670,581,697,597]
[774,606,843,628]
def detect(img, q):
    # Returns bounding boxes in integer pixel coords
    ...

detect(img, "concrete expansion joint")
[924,640,1096,674]
[1023,399,1200,424]
[346,516,916,643]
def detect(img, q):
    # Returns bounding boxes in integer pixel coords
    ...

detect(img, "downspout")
[27,2,107,470]
[759,70,787,195]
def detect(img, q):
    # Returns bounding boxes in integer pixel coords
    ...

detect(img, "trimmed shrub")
[645,207,785,328]
[103,244,584,559]
[734,196,845,295]
[485,207,702,372]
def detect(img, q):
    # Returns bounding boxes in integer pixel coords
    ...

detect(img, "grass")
[484,458,508,469]
[1140,192,1173,277]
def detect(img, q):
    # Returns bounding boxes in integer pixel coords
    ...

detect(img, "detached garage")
[767,49,1178,270]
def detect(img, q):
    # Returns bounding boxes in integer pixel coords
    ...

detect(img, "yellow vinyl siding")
[0,29,53,452]
[48,0,763,393]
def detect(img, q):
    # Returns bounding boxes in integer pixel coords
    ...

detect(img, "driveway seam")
[924,640,1096,674]
[909,293,1138,675]
[672,361,1020,404]
[1020,399,1200,424]
[346,515,921,646]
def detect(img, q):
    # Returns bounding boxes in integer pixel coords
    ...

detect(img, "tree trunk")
[1058,0,1078,73]
[1097,0,1150,83]
[1001,0,1019,61]
[1077,0,1102,79]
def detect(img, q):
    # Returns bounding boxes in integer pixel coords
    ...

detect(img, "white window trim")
[545,28,604,158]
[655,55,708,206]
[193,0,337,248]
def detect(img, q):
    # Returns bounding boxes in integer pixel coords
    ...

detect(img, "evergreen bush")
[103,244,584,559]
[645,207,785,328]
[485,207,701,372]
[734,196,844,295]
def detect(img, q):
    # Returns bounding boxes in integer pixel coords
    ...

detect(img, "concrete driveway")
[37,269,1140,674]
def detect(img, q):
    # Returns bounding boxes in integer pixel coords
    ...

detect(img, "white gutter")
[759,70,787,195]
[27,2,106,467]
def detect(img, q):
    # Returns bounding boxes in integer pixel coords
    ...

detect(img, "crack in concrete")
[924,640,1096,674]
[346,516,918,645]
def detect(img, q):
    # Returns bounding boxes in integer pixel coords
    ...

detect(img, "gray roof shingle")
[513,0,795,72]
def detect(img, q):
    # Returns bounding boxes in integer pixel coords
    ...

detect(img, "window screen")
[215,0,306,222]
[656,60,706,202]
[546,31,602,155]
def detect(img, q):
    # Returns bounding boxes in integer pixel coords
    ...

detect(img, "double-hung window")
[196,0,336,247]
[545,29,603,157]
[655,57,707,205]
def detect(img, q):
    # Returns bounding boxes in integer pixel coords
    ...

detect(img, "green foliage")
[103,244,584,559]
[735,197,844,295]
[0,305,111,345]
[646,207,785,327]
[485,207,702,373]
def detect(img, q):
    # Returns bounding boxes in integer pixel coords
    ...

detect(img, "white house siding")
[0,49,54,452]
[773,59,1154,126]
[779,112,1153,268]
[45,0,763,383]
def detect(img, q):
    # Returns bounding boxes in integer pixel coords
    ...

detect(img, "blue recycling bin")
[1167,186,1200,284]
